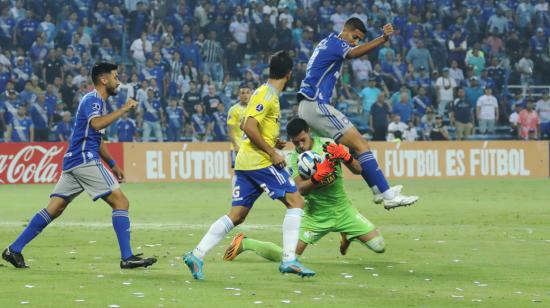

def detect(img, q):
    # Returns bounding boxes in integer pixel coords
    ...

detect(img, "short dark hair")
[269,51,293,79]
[239,82,252,90]
[91,62,118,85]
[286,118,309,138]
[344,17,367,34]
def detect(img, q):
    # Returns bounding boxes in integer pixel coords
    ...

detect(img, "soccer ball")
[297,151,323,179]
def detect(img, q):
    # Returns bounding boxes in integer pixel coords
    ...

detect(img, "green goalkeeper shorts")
[299,208,376,245]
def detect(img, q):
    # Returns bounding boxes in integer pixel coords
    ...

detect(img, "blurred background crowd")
[0,0,549,143]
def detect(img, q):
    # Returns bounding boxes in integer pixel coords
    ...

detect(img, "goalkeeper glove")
[323,142,353,164]
[311,159,337,185]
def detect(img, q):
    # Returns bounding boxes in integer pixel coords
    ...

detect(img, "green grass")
[1,179,549,307]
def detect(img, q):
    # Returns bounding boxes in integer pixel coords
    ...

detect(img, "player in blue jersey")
[297,18,418,209]
[2,63,157,269]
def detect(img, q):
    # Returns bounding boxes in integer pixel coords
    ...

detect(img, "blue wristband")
[107,159,116,168]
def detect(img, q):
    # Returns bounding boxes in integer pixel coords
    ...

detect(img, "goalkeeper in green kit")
[223,118,385,263]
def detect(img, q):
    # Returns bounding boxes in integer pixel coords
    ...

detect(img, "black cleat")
[2,248,28,268]
[120,253,157,269]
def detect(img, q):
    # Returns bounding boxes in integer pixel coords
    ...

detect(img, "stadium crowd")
[0,0,549,143]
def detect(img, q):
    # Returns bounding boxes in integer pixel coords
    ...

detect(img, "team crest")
[92,102,101,110]
[256,104,264,112]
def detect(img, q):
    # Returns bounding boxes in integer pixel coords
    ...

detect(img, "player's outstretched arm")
[90,99,138,131]
[242,116,285,168]
[346,24,393,59]
[324,143,362,174]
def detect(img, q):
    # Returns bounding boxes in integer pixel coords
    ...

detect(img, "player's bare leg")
[338,127,418,209]
[103,189,157,269]
[340,229,386,255]
[2,196,68,268]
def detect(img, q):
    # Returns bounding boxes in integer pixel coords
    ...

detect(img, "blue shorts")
[232,166,297,208]
[231,150,237,169]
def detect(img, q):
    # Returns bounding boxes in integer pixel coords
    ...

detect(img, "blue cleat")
[183,252,204,280]
[279,259,316,278]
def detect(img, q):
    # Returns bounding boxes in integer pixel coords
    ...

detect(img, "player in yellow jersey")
[226,84,252,168]
[184,51,319,279]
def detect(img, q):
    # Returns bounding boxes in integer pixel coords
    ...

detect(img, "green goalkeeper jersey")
[288,135,352,217]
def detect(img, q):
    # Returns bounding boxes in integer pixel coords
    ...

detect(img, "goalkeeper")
[223,118,385,262]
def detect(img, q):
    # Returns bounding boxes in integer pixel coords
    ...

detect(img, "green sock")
[241,238,283,262]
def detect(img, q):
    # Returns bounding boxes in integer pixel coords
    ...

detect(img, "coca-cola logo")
[0,145,65,184]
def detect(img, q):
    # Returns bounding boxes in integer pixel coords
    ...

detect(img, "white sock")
[382,187,397,199]
[193,215,234,260]
[282,208,303,262]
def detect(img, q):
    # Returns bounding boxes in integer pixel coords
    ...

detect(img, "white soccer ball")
[297,151,323,179]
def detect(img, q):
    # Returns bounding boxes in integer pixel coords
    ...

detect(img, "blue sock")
[10,209,53,253]
[357,151,390,194]
[112,210,133,260]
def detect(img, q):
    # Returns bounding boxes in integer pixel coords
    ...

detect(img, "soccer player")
[2,63,157,269]
[183,51,319,279]
[297,18,418,209]
[227,84,252,168]
[223,118,385,263]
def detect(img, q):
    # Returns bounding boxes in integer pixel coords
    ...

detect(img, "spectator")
[117,112,137,142]
[435,68,457,115]
[509,104,522,138]
[406,40,433,71]
[449,60,464,85]
[29,91,49,141]
[430,115,449,140]
[450,88,474,140]
[211,102,228,142]
[516,50,534,85]
[403,120,418,141]
[229,12,249,52]
[191,103,211,142]
[3,88,21,124]
[359,78,381,124]
[369,92,391,141]
[129,2,149,39]
[14,10,38,50]
[465,43,486,76]
[130,32,152,70]
[202,31,224,83]
[42,50,63,85]
[139,88,164,142]
[387,114,407,141]
[6,105,33,142]
[393,90,414,123]
[60,75,77,112]
[420,107,436,140]
[202,84,222,115]
[165,98,184,142]
[465,76,484,109]
[412,86,432,123]
[535,91,550,139]
[180,35,202,70]
[476,87,499,134]
[55,111,73,142]
[448,29,467,67]
[12,56,32,91]
[518,101,540,140]
[0,7,15,50]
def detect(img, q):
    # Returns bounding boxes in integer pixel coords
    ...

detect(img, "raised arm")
[90,99,137,131]
[346,24,393,59]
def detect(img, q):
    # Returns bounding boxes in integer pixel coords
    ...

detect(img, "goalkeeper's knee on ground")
[364,235,386,253]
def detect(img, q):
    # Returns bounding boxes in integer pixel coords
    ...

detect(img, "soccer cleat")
[279,259,315,278]
[383,194,419,210]
[373,185,403,204]
[339,233,351,255]
[120,253,157,269]
[2,247,28,268]
[183,252,204,280]
[223,233,245,261]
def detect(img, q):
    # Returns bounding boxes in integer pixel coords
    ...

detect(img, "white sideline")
[0,221,281,231]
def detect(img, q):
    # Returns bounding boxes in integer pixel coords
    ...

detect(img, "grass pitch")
[1,179,549,307]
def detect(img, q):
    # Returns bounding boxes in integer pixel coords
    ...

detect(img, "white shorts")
[298,100,354,141]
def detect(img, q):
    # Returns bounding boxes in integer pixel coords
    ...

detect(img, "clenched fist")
[383,24,394,39]
[122,98,138,112]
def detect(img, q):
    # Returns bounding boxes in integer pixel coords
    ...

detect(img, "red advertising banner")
[0,142,124,184]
